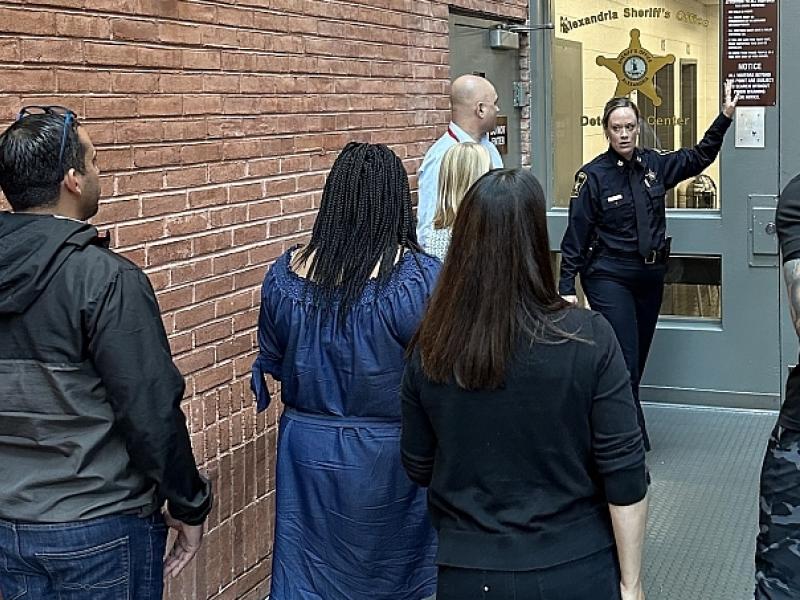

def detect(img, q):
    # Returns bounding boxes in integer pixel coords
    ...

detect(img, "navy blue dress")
[251,248,440,600]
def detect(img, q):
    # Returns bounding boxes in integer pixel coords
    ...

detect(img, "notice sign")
[722,0,778,106]
[489,116,508,155]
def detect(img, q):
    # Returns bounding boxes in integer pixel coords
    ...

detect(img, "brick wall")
[0,1,528,598]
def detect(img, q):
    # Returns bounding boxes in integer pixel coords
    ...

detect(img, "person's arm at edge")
[416,151,441,249]
[559,172,597,298]
[784,258,800,339]
[88,267,212,523]
[610,497,648,599]
[589,314,648,596]
[400,352,436,487]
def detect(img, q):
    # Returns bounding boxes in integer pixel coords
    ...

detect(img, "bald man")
[416,75,504,247]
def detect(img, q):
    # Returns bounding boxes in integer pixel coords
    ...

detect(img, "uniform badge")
[571,171,588,198]
[646,169,657,182]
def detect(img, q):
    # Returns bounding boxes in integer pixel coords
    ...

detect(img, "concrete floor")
[642,403,777,600]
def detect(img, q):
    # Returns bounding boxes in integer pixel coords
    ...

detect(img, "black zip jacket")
[0,212,211,524]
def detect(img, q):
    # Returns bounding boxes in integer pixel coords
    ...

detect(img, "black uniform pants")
[582,254,666,451]
[436,547,621,600]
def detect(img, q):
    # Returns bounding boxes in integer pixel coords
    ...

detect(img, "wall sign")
[489,116,508,154]
[722,0,778,106]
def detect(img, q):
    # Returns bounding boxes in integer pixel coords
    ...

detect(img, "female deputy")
[402,169,648,600]
[559,81,738,450]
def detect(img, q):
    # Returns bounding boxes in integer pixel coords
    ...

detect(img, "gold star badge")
[596,29,675,106]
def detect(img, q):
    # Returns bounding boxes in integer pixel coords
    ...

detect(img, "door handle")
[765,222,776,235]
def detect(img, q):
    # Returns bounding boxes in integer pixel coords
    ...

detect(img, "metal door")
[449,12,522,168]
[531,0,783,409]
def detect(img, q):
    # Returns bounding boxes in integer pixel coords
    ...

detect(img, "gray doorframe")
[780,0,800,399]
[533,0,784,409]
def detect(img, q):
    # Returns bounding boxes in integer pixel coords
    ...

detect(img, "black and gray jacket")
[0,212,211,524]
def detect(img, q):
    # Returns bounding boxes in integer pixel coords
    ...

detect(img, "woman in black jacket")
[401,169,648,600]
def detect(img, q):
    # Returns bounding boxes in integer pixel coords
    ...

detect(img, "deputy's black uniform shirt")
[559,113,733,296]
[777,174,800,430]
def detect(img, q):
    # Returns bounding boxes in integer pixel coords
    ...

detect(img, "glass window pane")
[552,1,722,210]
[661,255,721,319]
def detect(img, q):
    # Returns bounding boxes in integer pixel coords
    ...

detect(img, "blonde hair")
[433,142,492,229]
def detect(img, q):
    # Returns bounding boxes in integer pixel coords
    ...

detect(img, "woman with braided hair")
[251,142,440,600]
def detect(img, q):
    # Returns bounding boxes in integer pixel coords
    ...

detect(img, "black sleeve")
[590,313,647,506]
[659,112,733,190]
[777,175,800,263]
[400,352,436,487]
[559,171,598,296]
[88,266,212,525]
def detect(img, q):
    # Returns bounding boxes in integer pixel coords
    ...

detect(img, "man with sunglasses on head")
[0,107,212,599]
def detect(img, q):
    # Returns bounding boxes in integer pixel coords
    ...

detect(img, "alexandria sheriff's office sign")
[559,7,709,35]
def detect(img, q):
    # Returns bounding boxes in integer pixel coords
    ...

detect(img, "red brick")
[92,198,140,225]
[210,205,248,228]
[134,146,182,169]
[84,43,138,66]
[159,74,204,93]
[155,283,193,310]
[175,301,216,331]
[165,213,209,236]
[54,69,112,93]
[194,320,233,345]
[56,13,112,38]
[182,49,222,70]
[116,219,165,246]
[115,171,163,195]
[141,192,188,217]
[209,162,247,184]
[193,230,232,255]
[181,143,223,165]
[137,46,182,68]
[233,224,268,246]
[183,95,224,116]
[171,259,213,286]
[188,186,227,209]
[148,239,194,268]
[0,40,19,62]
[247,200,281,220]
[85,97,137,119]
[158,21,203,45]
[112,18,158,42]
[175,348,216,376]
[166,166,208,189]
[138,95,183,117]
[214,250,251,277]
[0,69,55,93]
[112,72,159,93]
[194,363,233,394]
[0,7,56,34]
[229,183,264,204]
[115,120,164,144]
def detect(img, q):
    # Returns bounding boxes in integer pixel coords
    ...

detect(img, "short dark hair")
[410,168,578,390]
[0,112,86,211]
[602,97,641,129]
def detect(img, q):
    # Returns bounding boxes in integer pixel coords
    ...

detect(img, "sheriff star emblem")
[596,29,675,106]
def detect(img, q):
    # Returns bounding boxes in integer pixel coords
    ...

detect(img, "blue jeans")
[0,512,167,600]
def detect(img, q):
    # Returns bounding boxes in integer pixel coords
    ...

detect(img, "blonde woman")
[425,142,491,261]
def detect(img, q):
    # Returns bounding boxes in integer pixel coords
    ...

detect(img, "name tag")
[607,194,623,203]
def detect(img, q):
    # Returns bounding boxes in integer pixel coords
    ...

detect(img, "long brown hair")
[409,168,575,390]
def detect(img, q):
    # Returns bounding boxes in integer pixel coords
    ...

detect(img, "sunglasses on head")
[16,105,78,168]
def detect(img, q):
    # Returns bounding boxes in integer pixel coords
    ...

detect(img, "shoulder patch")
[571,171,588,198]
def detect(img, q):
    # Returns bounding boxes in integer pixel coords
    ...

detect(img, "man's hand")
[563,294,579,305]
[163,509,204,579]
[722,79,740,119]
